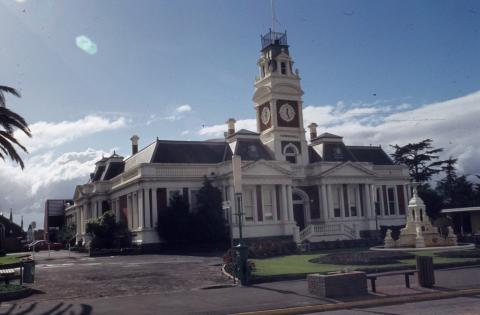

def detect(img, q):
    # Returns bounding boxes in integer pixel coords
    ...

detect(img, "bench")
[367,270,416,292]
[0,263,23,285]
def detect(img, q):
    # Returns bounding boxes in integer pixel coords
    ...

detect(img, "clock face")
[261,106,271,125]
[279,103,296,122]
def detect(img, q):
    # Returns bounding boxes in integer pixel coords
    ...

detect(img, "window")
[244,189,254,222]
[263,186,274,221]
[281,62,286,74]
[333,186,341,217]
[284,145,298,164]
[387,187,396,215]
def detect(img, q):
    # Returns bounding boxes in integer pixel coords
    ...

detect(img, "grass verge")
[0,255,21,266]
[251,249,480,279]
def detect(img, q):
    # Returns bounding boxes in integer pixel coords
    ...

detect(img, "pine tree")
[390,139,448,183]
[192,177,228,246]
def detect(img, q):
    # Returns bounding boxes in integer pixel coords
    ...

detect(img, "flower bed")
[310,251,415,265]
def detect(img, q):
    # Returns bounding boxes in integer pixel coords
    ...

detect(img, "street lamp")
[232,155,249,286]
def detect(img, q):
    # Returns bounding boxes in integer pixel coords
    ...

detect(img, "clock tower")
[253,30,308,165]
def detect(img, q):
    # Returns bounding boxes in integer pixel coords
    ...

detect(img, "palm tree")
[0,85,31,169]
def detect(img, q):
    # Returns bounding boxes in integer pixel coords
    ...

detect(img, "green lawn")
[0,255,21,266]
[251,250,480,277]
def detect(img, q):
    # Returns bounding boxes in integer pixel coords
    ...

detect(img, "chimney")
[226,118,236,137]
[308,122,318,140]
[130,135,139,155]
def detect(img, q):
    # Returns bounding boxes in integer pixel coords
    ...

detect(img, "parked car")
[24,240,63,252]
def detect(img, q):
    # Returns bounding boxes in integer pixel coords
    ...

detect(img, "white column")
[287,185,294,222]
[252,187,258,223]
[144,189,151,228]
[355,184,362,217]
[339,185,346,218]
[327,184,334,219]
[281,185,289,222]
[138,189,144,229]
[364,184,372,218]
[127,194,132,229]
[403,185,409,215]
[151,187,158,228]
[272,185,278,223]
[320,184,328,220]
[378,186,385,217]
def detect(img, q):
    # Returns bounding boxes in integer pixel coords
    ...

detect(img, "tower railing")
[261,29,287,49]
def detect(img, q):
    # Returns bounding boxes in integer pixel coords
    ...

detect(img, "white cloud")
[15,115,126,153]
[146,104,192,126]
[1,115,126,227]
[180,130,190,136]
[176,104,192,113]
[198,91,480,176]
[198,119,257,137]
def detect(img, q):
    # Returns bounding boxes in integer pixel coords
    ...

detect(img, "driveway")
[20,250,231,302]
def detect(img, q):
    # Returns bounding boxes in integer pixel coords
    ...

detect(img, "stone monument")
[384,183,457,248]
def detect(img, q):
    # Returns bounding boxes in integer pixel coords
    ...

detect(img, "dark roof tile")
[234,139,272,161]
[347,146,393,165]
[151,140,232,164]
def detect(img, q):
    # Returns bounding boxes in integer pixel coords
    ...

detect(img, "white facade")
[66,30,409,246]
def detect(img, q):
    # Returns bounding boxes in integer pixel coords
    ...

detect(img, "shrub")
[86,211,131,249]
[247,239,297,258]
[436,250,480,258]
[310,251,415,265]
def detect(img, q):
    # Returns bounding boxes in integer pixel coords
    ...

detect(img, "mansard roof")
[347,145,394,165]
[150,140,232,164]
[321,142,358,162]
[308,143,394,165]
[102,162,125,180]
[308,146,322,163]
[233,139,273,161]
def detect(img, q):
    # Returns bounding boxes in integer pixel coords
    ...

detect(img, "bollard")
[235,243,249,286]
[416,256,435,287]
[22,259,35,284]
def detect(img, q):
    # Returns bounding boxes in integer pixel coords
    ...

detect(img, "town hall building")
[65,30,410,247]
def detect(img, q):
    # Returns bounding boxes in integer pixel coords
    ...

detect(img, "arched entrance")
[292,189,310,231]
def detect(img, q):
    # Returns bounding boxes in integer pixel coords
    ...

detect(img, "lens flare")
[75,35,97,55]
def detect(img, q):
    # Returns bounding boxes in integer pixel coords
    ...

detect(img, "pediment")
[242,160,291,177]
[321,162,375,177]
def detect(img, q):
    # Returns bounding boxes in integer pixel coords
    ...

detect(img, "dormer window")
[284,145,298,164]
[281,62,286,75]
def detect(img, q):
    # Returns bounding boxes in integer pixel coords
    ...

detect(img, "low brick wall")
[307,272,367,298]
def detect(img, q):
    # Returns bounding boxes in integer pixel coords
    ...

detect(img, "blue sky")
[1,0,480,226]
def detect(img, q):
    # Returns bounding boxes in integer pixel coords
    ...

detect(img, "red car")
[25,240,63,252]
